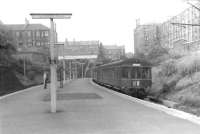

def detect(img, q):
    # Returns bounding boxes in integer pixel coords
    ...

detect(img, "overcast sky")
[0,0,190,53]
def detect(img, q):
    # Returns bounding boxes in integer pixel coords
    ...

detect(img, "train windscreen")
[122,67,151,79]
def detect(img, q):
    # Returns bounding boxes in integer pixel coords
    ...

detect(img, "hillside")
[151,51,200,115]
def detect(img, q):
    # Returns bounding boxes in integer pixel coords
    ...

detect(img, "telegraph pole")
[76,62,78,78]
[30,13,72,113]
[63,60,66,83]
[23,56,26,76]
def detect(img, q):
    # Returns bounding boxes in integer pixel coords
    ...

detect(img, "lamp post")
[69,60,72,80]
[81,63,84,78]
[30,13,72,113]
[63,60,66,83]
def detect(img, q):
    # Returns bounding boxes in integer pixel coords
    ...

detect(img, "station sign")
[132,64,141,66]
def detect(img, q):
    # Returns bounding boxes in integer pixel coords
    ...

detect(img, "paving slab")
[1,78,200,134]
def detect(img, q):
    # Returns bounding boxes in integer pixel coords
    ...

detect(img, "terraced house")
[5,21,57,64]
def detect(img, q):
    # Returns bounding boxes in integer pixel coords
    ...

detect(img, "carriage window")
[122,67,131,78]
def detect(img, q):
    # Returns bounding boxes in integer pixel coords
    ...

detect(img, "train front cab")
[121,65,152,98]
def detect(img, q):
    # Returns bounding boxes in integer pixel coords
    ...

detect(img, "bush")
[161,60,177,77]
[27,70,35,80]
[177,52,200,77]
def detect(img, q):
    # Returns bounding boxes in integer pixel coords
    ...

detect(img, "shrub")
[159,59,177,77]
[177,52,200,77]
[27,70,35,80]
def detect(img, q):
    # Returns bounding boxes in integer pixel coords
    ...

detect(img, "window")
[41,31,45,37]
[36,42,40,46]
[36,31,40,37]
[141,67,151,79]
[27,31,31,37]
[135,67,142,79]
[131,67,143,79]
[122,67,130,78]
[44,31,48,37]
[16,31,20,37]
[131,68,137,79]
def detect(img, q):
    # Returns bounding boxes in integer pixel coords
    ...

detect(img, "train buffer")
[1,78,200,134]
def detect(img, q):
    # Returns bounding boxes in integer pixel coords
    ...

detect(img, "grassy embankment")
[151,51,200,115]
[0,60,45,96]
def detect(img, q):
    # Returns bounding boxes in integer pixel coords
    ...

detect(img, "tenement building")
[160,4,200,52]
[134,3,200,55]
[6,21,54,64]
[6,23,50,53]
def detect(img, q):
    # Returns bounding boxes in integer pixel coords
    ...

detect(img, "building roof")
[54,43,99,57]
[66,40,100,46]
[5,24,49,31]
[95,57,152,68]
[104,45,124,49]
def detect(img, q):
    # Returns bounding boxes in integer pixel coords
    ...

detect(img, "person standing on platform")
[60,67,63,88]
[43,71,47,89]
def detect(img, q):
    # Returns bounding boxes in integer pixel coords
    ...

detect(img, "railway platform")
[1,78,200,134]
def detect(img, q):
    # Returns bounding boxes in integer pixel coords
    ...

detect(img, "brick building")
[6,23,50,52]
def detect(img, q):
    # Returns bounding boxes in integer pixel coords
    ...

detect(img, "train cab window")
[136,67,142,79]
[131,68,137,79]
[131,67,142,79]
[122,67,131,78]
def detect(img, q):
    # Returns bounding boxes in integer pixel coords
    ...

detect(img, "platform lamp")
[30,13,72,113]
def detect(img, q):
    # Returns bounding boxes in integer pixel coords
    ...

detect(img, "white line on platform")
[0,85,42,100]
[90,79,200,126]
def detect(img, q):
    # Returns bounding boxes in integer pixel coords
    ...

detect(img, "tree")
[0,25,16,66]
[97,43,111,64]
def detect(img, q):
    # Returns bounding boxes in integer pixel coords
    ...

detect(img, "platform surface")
[1,78,200,134]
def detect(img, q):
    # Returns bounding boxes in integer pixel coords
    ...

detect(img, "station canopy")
[54,41,99,60]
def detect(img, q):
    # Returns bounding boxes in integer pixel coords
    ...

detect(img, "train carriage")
[93,58,152,98]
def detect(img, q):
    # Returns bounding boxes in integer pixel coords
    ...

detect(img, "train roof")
[95,57,152,68]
